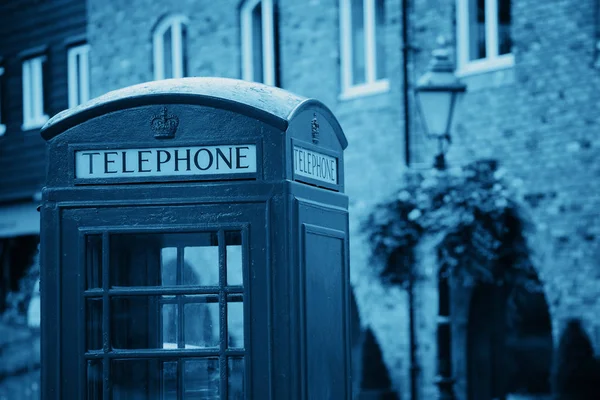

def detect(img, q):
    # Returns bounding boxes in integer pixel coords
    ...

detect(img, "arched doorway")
[467,281,553,400]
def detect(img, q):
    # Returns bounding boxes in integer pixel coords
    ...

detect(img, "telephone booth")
[39,78,351,400]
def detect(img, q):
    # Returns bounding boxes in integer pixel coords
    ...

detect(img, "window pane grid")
[218,229,229,398]
[341,0,387,93]
[101,232,111,400]
[459,0,513,71]
[153,16,188,80]
[84,287,242,296]
[84,230,245,399]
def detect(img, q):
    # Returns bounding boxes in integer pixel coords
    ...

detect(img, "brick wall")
[407,0,600,397]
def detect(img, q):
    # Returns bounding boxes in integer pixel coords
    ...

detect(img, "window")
[84,231,245,398]
[153,15,188,80]
[22,55,48,130]
[67,44,90,108]
[340,0,388,98]
[0,65,5,136]
[456,0,513,75]
[241,0,276,86]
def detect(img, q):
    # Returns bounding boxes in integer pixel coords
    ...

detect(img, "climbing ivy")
[362,159,541,292]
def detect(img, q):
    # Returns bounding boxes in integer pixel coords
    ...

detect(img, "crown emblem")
[311,113,320,144]
[151,107,179,139]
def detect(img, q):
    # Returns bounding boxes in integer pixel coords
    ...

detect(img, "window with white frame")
[456,0,513,75]
[22,55,49,130]
[153,15,188,80]
[241,0,276,86]
[0,65,5,136]
[340,0,388,98]
[68,44,90,108]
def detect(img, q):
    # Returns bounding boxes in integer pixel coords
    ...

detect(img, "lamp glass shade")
[416,90,454,136]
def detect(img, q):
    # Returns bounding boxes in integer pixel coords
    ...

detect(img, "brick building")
[0,0,599,399]
[86,0,600,399]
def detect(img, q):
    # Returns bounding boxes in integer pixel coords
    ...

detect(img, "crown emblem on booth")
[151,107,179,139]
[311,113,320,144]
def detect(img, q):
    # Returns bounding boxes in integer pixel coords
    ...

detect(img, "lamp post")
[414,40,466,400]
[415,40,466,171]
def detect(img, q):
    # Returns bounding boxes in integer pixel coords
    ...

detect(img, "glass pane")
[75,53,82,105]
[162,361,178,399]
[111,359,162,399]
[86,235,102,289]
[184,359,220,399]
[110,234,163,287]
[498,0,511,55]
[228,358,245,400]
[162,302,178,347]
[111,295,221,350]
[226,231,243,286]
[468,0,486,60]
[161,247,178,285]
[164,27,173,79]
[182,25,188,77]
[86,359,103,400]
[184,297,219,348]
[417,90,453,135]
[111,232,218,287]
[183,246,218,286]
[228,301,244,348]
[86,298,103,351]
[111,296,162,349]
[351,0,366,85]
[374,0,386,80]
[251,3,264,82]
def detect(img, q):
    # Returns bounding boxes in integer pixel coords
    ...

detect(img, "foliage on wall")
[362,159,541,293]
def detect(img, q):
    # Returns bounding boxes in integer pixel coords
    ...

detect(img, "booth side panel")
[294,196,350,400]
[60,210,84,399]
[40,202,61,400]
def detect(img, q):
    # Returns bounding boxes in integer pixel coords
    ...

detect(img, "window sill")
[21,116,49,131]
[339,79,390,101]
[0,124,5,137]
[456,54,515,77]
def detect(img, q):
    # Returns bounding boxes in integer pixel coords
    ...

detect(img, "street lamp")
[415,40,466,170]
[415,40,466,400]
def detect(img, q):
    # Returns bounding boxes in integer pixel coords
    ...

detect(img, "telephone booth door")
[54,202,268,399]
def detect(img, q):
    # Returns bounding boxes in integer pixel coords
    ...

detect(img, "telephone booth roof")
[41,77,348,149]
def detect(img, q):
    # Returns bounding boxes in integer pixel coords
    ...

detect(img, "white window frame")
[241,0,276,86]
[339,0,389,99]
[0,66,5,136]
[456,0,514,76]
[67,44,90,108]
[153,15,189,81]
[22,55,49,131]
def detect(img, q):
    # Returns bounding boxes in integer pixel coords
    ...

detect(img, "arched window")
[240,0,276,86]
[340,0,388,98]
[153,15,188,80]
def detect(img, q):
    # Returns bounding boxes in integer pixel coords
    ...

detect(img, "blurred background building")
[1,0,599,399]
